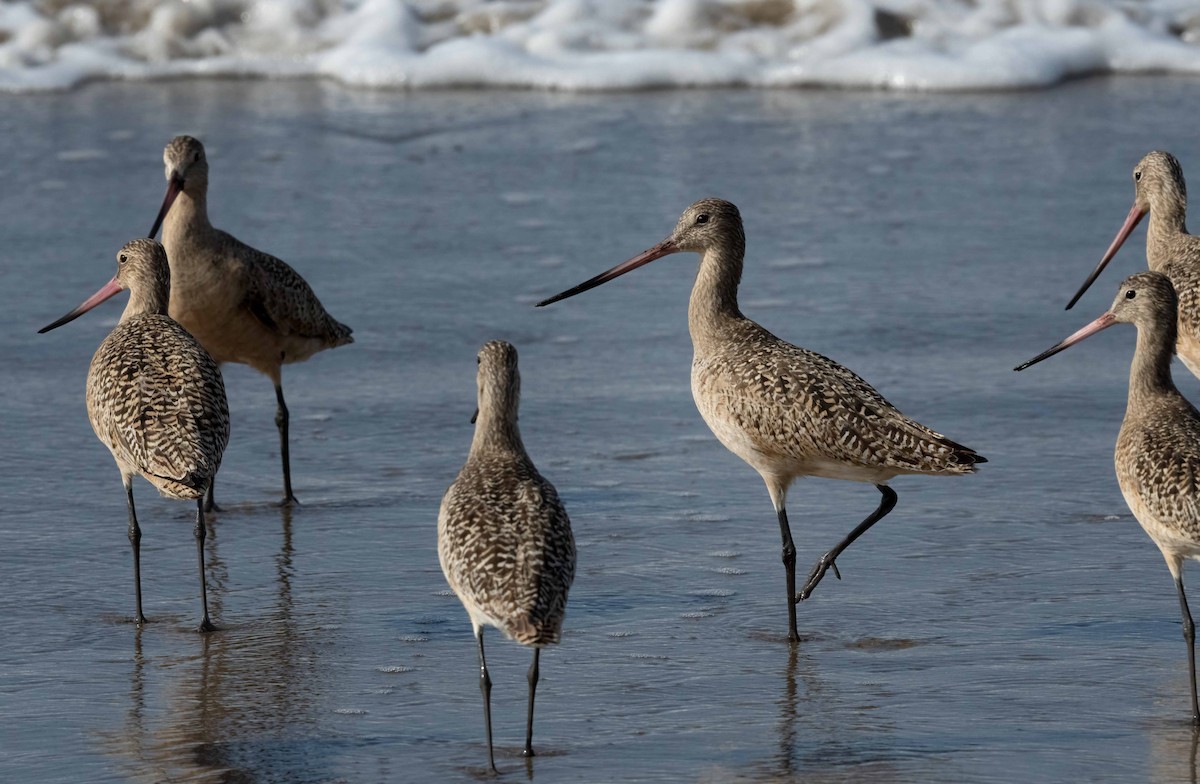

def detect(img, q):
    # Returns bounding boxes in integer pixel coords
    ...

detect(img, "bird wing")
[1163,254,1200,347]
[704,328,981,474]
[439,457,575,632]
[1121,398,1200,531]
[219,230,352,342]
[88,317,230,489]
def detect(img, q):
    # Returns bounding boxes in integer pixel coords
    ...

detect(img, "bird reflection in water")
[1151,720,1200,784]
[103,504,329,783]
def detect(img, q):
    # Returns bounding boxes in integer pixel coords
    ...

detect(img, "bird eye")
[695,214,710,225]
[1126,289,1136,299]
[1134,171,1142,182]
[118,254,128,264]
[193,152,201,162]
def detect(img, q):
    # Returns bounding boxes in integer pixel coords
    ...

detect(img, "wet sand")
[3,76,1200,782]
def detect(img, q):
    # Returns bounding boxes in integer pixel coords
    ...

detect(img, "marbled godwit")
[537,198,983,642]
[1018,271,1200,723]
[438,340,576,771]
[39,239,230,632]
[1066,151,1200,377]
[147,135,352,508]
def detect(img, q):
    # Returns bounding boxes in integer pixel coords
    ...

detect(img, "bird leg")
[477,629,497,772]
[275,382,299,507]
[125,481,146,626]
[524,648,540,757]
[1175,574,1200,725]
[203,478,221,514]
[194,499,216,633]
[777,507,799,643]
[797,485,897,601]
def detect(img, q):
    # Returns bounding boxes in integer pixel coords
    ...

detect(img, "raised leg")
[194,499,216,633]
[777,508,799,643]
[275,382,299,507]
[477,628,497,772]
[1175,574,1200,724]
[125,480,146,626]
[524,648,540,757]
[797,485,898,601]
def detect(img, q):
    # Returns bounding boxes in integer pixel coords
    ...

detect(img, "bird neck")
[688,243,745,347]
[1147,195,1188,268]
[470,407,525,457]
[1127,317,1179,406]
[165,178,213,240]
[120,281,171,323]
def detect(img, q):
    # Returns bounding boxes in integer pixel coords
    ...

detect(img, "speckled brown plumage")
[41,239,229,631]
[439,341,575,646]
[437,340,575,769]
[693,320,982,483]
[85,240,229,499]
[1019,271,1200,722]
[1108,273,1200,561]
[537,198,983,642]
[150,135,351,506]
[1069,151,1200,379]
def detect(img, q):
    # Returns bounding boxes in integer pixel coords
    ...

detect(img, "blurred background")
[4,2,1200,782]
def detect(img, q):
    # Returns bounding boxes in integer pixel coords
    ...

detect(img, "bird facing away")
[147,135,352,509]
[537,198,984,643]
[437,340,576,771]
[39,239,230,632]
[1066,151,1200,378]
[1018,271,1200,724]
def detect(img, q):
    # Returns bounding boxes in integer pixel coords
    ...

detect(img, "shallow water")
[4,77,1200,782]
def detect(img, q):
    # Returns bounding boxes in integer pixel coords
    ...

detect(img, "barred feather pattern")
[86,241,230,500]
[674,198,983,488]
[1108,272,1200,564]
[1123,151,1200,380]
[1118,394,1200,550]
[437,341,576,648]
[159,136,352,377]
[693,322,983,483]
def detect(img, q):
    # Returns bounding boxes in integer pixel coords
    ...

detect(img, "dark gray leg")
[203,478,221,514]
[797,485,898,601]
[1176,574,1200,724]
[524,648,540,757]
[477,629,497,772]
[125,481,146,626]
[275,383,299,507]
[194,499,216,633]
[777,508,799,643]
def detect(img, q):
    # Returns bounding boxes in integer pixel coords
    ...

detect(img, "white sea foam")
[0,1,1198,93]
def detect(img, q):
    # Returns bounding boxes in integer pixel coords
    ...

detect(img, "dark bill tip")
[536,238,680,307]
[148,173,185,239]
[1064,203,1146,310]
[1014,312,1117,371]
[38,277,124,334]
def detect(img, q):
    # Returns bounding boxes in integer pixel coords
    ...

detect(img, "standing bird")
[1017,271,1200,724]
[147,135,352,508]
[39,239,230,632]
[1066,151,1200,377]
[537,198,983,643]
[437,340,576,771]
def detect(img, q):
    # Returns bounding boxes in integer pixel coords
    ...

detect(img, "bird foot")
[276,494,300,509]
[796,555,842,601]
[523,747,536,758]
[197,618,218,634]
[134,614,149,627]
